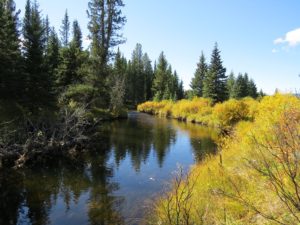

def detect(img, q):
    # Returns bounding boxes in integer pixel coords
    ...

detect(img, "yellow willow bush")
[148,94,300,225]
[210,99,251,130]
[138,97,257,130]
[172,98,213,123]
[137,100,173,115]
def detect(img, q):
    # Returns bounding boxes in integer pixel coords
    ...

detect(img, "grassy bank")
[141,94,300,225]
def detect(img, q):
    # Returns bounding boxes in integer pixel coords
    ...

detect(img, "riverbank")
[142,94,300,225]
[137,97,258,131]
[0,103,128,169]
[0,110,217,225]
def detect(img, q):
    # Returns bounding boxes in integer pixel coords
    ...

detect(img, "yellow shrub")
[211,99,249,130]
[151,94,300,225]
[172,97,212,121]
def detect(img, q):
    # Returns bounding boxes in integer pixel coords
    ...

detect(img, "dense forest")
[0,0,262,117]
[0,0,184,115]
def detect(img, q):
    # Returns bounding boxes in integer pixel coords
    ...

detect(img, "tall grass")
[144,94,300,225]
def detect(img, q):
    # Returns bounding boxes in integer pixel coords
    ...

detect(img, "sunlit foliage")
[146,94,300,225]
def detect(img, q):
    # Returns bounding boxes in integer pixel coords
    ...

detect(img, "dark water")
[0,112,217,225]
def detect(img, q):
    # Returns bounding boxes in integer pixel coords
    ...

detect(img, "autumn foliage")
[143,94,300,225]
[138,97,257,130]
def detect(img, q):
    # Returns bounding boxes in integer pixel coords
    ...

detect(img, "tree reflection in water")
[103,112,177,171]
[0,151,124,225]
[0,112,217,225]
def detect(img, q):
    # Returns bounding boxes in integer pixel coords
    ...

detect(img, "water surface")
[0,112,217,225]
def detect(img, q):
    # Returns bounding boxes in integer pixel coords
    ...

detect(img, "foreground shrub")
[149,94,300,225]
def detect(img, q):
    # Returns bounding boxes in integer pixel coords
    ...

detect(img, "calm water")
[0,112,217,225]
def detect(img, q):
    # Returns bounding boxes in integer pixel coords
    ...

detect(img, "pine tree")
[60,9,70,47]
[72,20,82,50]
[45,27,60,87]
[87,0,126,72]
[131,43,144,104]
[190,52,207,97]
[142,53,153,100]
[0,0,23,101]
[57,33,84,88]
[87,0,126,106]
[44,15,50,45]
[232,73,246,99]
[152,52,169,101]
[110,49,127,113]
[177,80,185,100]
[243,73,249,96]
[247,79,258,98]
[162,65,173,100]
[227,71,236,99]
[23,0,54,110]
[203,43,227,103]
[171,70,179,100]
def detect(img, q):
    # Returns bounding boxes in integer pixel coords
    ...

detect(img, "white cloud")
[274,28,300,47]
[271,48,278,53]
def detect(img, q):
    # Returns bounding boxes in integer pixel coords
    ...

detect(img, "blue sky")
[15,0,300,94]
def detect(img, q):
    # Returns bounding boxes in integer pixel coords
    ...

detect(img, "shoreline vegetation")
[138,94,300,225]
[137,96,258,132]
[0,103,128,169]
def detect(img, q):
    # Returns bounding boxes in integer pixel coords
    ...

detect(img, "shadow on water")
[0,112,217,225]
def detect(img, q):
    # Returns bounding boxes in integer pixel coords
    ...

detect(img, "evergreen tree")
[177,80,184,100]
[72,20,82,50]
[162,65,173,100]
[242,73,249,96]
[57,31,85,88]
[0,0,23,101]
[227,71,236,99]
[203,43,227,103]
[60,9,70,47]
[258,89,266,98]
[142,53,154,100]
[232,73,244,99]
[171,70,179,100]
[125,44,154,105]
[45,27,60,88]
[247,78,258,98]
[190,52,207,97]
[131,43,144,104]
[233,73,248,99]
[152,52,169,101]
[230,73,258,99]
[44,15,50,45]
[87,0,126,72]
[87,0,126,106]
[110,49,127,113]
[152,52,182,101]
[22,0,54,109]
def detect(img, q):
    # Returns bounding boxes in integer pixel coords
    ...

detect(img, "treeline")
[189,44,263,103]
[0,0,185,117]
[113,44,185,108]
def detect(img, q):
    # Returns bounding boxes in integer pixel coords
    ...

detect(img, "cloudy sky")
[15,0,300,94]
